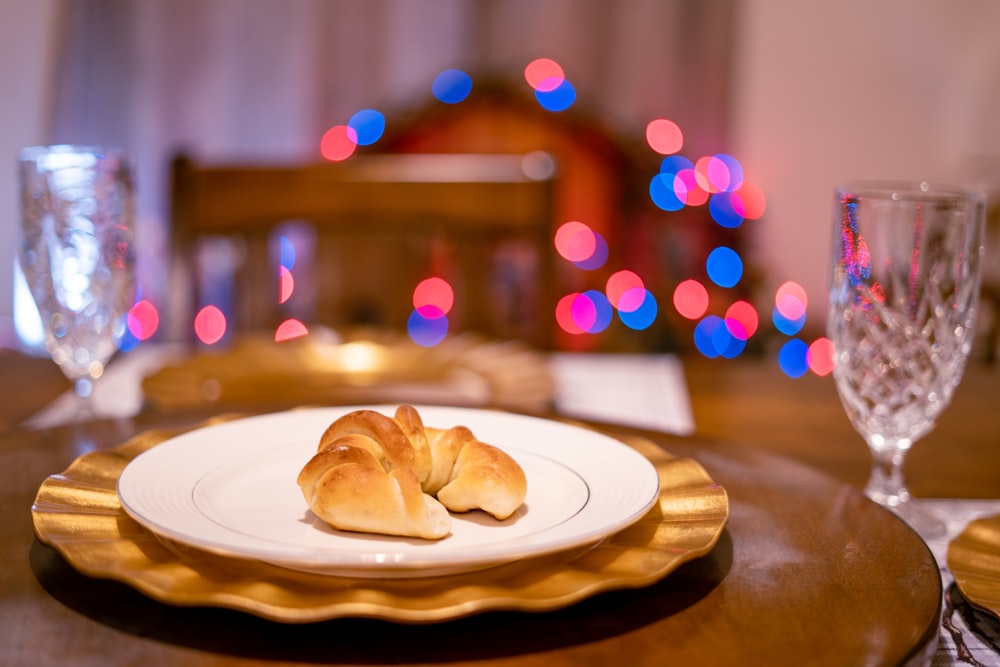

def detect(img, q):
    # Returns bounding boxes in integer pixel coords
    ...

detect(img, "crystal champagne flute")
[828,181,986,537]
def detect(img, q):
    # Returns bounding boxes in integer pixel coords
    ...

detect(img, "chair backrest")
[169,152,558,349]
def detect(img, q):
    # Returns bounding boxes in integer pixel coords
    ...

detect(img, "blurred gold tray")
[948,513,1000,620]
[31,416,728,624]
[142,329,555,414]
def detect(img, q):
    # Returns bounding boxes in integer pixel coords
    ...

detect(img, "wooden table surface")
[2,347,999,667]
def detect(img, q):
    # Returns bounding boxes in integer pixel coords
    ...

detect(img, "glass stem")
[865,446,910,507]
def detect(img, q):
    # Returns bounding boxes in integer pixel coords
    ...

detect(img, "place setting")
[32,402,729,623]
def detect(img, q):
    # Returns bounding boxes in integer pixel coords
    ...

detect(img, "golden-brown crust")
[298,406,527,539]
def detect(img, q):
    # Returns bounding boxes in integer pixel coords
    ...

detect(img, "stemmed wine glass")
[18,145,136,414]
[828,181,986,538]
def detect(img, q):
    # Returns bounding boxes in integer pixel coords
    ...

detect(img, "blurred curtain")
[45,0,734,317]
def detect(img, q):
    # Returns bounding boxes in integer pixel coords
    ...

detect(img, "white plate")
[117,405,660,578]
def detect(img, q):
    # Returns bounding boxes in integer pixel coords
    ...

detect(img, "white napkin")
[548,353,694,436]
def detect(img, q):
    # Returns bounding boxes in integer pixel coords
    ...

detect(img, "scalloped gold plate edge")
[947,513,1000,620]
[32,415,728,624]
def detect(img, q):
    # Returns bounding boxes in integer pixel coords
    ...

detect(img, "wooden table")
[2,349,999,666]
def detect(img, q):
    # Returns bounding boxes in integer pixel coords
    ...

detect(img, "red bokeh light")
[724,300,759,339]
[645,118,683,155]
[194,305,227,345]
[413,277,454,318]
[775,281,808,320]
[279,266,294,304]
[555,293,586,334]
[808,337,836,376]
[320,125,358,162]
[734,180,767,219]
[606,270,645,309]
[554,221,597,262]
[275,318,309,342]
[524,58,565,92]
[673,279,709,320]
[127,299,159,341]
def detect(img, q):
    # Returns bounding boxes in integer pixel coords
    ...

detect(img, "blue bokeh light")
[432,69,473,104]
[778,338,810,378]
[650,173,685,211]
[618,289,657,330]
[713,321,747,358]
[772,305,807,335]
[581,289,614,333]
[693,314,746,359]
[714,153,745,192]
[347,109,386,146]
[706,246,743,288]
[407,309,448,347]
[279,235,296,270]
[694,315,723,358]
[709,192,745,229]
[118,313,141,352]
[535,79,576,111]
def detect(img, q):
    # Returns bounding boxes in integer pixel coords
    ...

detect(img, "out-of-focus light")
[734,180,766,219]
[348,109,385,146]
[772,305,806,335]
[617,286,648,313]
[650,172,685,211]
[573,231,608,270]
[279,266,294,304]
[127,299,159,341]
[555,293,585,335]
[713,154,745,192]
[709,192,745,229]
[408,309,448,347]
[607,270,645,309]
[694,315,723,358]
[279,235,296,270]
[724,300,758,339]
[646,118,684,155]
[673,279,709,320]
[808,337,836,376]
[554,221,596,262]
[432,69,473,104]
[577,290,613,333]
[535,79,576,111]
[413,277,454,317]
[660,154,695,176]
[694,156,724,194]
[779,338,810,378]
[320,125,358,161]
[194,305,227,345]
[775,281,808,320]
[570,292,597,332]
[275,318,309,342]
[675,169,709,206]
[706,246,743,288]
[618,289,657,330]
[524,58,565,92]
[694,315,746,358]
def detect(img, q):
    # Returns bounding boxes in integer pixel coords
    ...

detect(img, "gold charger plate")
[141,328,555,414]
[947,513,1000,620]
[31,415,728,624]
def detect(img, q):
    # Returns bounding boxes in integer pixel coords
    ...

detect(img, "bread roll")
[297,405,527,540]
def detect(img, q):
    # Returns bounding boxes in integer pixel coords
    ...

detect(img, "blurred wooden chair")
[169,152,557,349]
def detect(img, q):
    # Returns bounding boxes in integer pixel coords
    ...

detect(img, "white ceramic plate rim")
[117,405,660,577]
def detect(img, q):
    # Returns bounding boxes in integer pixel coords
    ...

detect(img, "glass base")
[866,490,947,540]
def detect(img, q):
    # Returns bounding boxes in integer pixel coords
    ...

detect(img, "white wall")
[0,0,59,343]
[731,0,1000,334]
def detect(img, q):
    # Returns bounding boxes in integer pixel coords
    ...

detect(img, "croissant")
[297,405,527,540]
